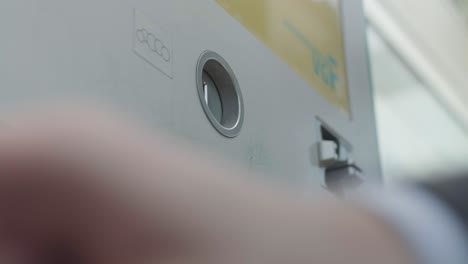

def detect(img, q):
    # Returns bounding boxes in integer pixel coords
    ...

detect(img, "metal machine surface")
[0,0,380,189]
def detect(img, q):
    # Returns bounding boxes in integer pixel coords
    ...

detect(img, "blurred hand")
[0,104,415,264]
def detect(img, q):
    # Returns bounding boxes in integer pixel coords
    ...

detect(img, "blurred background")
[365,0,468,182]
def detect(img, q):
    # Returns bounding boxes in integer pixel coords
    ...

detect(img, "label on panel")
[215,0,350,116]
[133,9,173,78]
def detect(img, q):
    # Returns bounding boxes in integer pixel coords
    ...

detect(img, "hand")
[0,104,415,264]
[0,104,282,264]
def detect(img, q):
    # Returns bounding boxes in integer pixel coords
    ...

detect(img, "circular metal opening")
[196,51,244,138]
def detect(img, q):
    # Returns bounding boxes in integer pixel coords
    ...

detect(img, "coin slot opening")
[202,70,223,123]
[196,51,244,138]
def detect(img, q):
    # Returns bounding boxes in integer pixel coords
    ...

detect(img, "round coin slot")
[196,51,244,138]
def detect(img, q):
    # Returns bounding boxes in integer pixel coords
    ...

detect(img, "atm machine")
[0,0,381,191]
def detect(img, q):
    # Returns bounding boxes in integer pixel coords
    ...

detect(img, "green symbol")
[283,21,339,91]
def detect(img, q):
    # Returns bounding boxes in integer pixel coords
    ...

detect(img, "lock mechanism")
[318,124,363,196]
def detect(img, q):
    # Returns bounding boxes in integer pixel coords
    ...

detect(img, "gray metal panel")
[0,0,381,188]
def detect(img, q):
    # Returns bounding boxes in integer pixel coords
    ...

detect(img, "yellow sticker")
[216,0,350,116]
